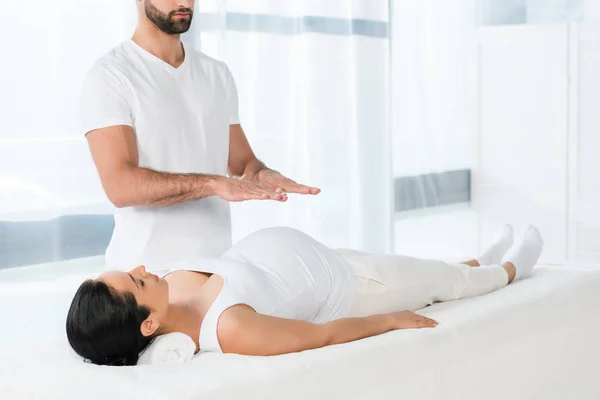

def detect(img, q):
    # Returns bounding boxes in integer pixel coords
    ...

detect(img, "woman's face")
[99,265,170,336]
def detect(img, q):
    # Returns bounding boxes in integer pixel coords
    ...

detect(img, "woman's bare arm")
[217,305,438,356]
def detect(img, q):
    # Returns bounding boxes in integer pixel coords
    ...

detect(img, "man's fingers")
[244,184,274,196]
[236,181,290,202]
[297,185,320,195]
[253,185,288,201]
[247,178,319,197]
[279,183,318,195]
[291,184,312,194]
[255,188,286,201]
[250,188,287,201]
[265,178,308,194]
[245,193,282,201]
[242,189,270,200]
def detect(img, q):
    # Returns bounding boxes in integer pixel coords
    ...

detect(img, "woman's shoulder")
[215,304,257,353]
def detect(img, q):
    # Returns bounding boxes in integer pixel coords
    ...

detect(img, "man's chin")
[170,19,192,32]
[170,26,191,35]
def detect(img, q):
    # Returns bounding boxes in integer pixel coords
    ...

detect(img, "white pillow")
[137,332,196,365]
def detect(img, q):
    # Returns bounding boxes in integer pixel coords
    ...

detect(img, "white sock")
[502,225,544,280]
[476,224,514,266]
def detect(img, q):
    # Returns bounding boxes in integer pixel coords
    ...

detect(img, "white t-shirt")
[81,39,239,269]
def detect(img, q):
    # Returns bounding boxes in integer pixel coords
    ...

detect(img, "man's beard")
[144,1,193,35]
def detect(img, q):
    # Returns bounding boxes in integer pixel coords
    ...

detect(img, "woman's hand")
[387,310,438,330]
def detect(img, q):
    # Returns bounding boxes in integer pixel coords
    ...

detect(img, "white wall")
[570,7,600,262]
[586,0,600,19]
[475,4,600,265]
[474,23,569,263]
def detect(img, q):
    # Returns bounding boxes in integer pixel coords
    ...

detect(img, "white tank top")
[160,227,355,353]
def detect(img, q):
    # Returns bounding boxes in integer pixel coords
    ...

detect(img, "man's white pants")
[335,249,509,318]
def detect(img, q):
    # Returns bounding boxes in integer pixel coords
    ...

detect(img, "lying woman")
[67,224,543,366]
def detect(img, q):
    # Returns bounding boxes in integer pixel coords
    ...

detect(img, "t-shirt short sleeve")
[222,63,240,126]
[80,63,133,135]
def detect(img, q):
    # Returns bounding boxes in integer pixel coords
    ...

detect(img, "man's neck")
[132,24,185,68]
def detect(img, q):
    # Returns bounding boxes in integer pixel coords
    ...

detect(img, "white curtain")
[196,0,393,253]
[392,0,477,178]
[0,0,137,222]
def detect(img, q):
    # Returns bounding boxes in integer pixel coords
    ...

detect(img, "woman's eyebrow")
[127,273,140,290]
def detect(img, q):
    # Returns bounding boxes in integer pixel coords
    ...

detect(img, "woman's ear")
[140,317,160,337]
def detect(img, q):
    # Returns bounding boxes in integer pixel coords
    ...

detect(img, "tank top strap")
[200,278,257,353]
[198,280,231,353]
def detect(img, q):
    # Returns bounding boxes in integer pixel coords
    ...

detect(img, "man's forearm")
[323,314,394,346]
[108,166,221,208]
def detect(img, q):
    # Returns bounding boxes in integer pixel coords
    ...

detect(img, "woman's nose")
[130,265,147,276]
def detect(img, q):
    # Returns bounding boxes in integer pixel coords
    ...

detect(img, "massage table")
[2,264,600,399]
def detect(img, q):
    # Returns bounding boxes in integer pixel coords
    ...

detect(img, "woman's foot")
[502,225,544,281]
[501,261,516,283]
[476,224,514,266]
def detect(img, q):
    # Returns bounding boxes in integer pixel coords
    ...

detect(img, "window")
[479,0,583,25]
[0,1,137,269]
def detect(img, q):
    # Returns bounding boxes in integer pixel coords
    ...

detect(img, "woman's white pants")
[335,250,509,318]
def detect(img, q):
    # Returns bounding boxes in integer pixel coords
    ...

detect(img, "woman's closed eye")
[126,273,143,290]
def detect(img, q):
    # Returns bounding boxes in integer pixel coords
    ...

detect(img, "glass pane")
[479,0,583,26]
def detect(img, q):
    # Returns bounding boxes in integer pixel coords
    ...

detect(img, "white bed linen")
[2,265,600,400]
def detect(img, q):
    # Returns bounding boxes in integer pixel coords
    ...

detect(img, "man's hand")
[227,124,319,196]
[254,169,321,196]
[213,176,288,202]
[387,310,438,330]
